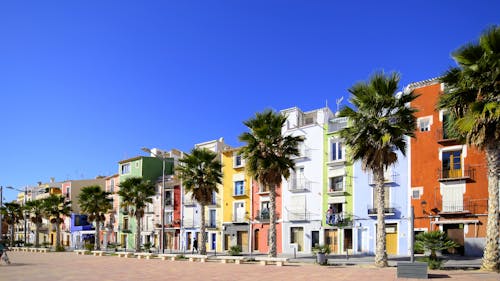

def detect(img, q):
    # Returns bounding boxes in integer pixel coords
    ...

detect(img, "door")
[211,233,216,250]
[385,224,398,255]
[311,231,319,248]
[444,224,464,255]
[343,229,353,252]
[325,229,338,253]
[237,231,248,252]
[224,234,230,251]
[187,232,192,250]
[290,227,304,251]
[254,229,259,251]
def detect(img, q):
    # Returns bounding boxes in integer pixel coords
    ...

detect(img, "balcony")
[292,145,312,161]
[438,167,475,182]
[232,215,248,223]
[183,219,197,228]
[207,198,221,207]
[328,117,348,133]
[288,210,310,222]
[368,172,398,186]
[327,182,345,196]
[288,177,311,192]
[436,127,458,145]
[255,209,270,222]
[367,206,396,216]
[325,213,352,227]
[183,198,196,206]
[204,220,219,229]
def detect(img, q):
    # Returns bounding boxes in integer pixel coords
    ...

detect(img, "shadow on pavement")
[428,274,451,279]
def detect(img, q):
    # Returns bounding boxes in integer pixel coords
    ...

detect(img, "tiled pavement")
[0,251,498,281]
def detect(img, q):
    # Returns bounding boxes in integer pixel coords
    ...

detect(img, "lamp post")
[5,186,28,245]
[142,147,167,254]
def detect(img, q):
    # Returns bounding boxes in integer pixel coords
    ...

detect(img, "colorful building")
[102,174,119,247]
[408,79,489,256]
[323,113,355,254]
[280,106,333,254]
[221,147,252,253]
[117,155,165,250]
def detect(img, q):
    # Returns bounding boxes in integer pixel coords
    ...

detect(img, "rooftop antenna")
[336,96,344,113]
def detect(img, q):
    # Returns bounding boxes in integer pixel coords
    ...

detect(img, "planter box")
[397,262,428,279]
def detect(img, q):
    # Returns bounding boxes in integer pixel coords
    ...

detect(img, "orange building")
[408,79,489,256]
[251,179,282,254]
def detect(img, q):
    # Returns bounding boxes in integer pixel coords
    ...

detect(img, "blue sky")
[1,1,498,201]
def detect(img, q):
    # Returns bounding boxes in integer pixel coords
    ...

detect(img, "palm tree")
[0,202,23,246]
[338,71,418,267]
[176,148,222,255]
[42,195,71,249]
[24,199,45,247]
[239,110,303,257]
[438,26,500,272]
[78,185,113,250]
[117,177,156,252]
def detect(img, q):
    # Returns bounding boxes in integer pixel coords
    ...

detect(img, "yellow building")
[220,148,252,252]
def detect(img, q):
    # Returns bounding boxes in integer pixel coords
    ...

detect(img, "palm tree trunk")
[10,223,15,247]
[269,183,277,257]
[374,167,388,267]
[135,213,141,252]
[200,204,207,255]
[481,141,500,272]
[56,219,61,249]
[35,221,40,247]
[95,218,101,250]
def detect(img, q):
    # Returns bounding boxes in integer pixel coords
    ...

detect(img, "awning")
[431,220,479,225]
[327,196,346,204]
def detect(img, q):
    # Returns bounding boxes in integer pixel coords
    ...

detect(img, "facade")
[221,148,251,253]
[62,177,106,249]
[101,174,119,247]
[117,155,165,250]
[323,113,354,254]
[280,107,333,254]
[181,138,226,252]
[408,79,489,256]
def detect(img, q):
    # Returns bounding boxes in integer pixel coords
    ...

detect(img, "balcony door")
[442,150,462,178]
[234,202,245,222]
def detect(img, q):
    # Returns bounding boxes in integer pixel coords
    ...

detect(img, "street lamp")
[0,186,14,240]
[5,186,28,245]
[142,147,169,254]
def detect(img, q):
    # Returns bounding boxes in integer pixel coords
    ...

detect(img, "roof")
[404,77,441,92]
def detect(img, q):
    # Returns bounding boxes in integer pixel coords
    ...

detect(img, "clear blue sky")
[1,1,498,201]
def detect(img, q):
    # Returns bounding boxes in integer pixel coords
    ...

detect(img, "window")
[330,141,343,161]
[233,154,244,168]
[442,150,462,178]
[123,217,129,230]
[418,116,432,132]
[260,201,270,219]
[165,212,173,224]
[165,190,173,206]
[259,184,270,193]
[234,181,245,196]
[121,163,130,175]
[109,179,115,193]
[329,176,344,192]
[412,187,423,199]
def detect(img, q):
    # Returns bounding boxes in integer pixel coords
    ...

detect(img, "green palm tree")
[24,199,45,247]
[117,177,156,252]
[176,148,223,255]
[339,71,418,267]
[78,185,113,250]
[239,110,303,257]
[438,26,500,272]
[42,195,71,249]
[0,202,23,246]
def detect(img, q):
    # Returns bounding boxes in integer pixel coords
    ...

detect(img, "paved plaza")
[0,252,498,281]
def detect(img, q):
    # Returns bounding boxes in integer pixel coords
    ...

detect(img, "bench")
[254,257,288,266]
[29,248,38,253]
[185,254,208,262]
[134,253,155,259]
[91,250,106,256]
[37,248,49,253]
[116,251,133,258]
[74,250,88,255]
[214,256,248,264]
[158,254,179,261]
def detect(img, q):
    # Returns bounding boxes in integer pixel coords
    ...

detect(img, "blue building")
[352,150,411,256]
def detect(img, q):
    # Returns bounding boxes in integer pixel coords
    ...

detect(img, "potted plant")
[312,244,331,265]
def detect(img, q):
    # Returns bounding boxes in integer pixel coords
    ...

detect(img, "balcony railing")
[183,198,196,206]
[438,167,475,181]
[232,215,247,223]
[436,127,458,144]
[204,220,219,229]
[208,198,221,207]
[183,219,197,228]
[255,209,270,221]
[325,212,352,227]
[292,146,312,160]
[288,210,310,221]
[328,117,348,133]
[368,172,398,185]
[367,206,396,216]
[288,177,311,192]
